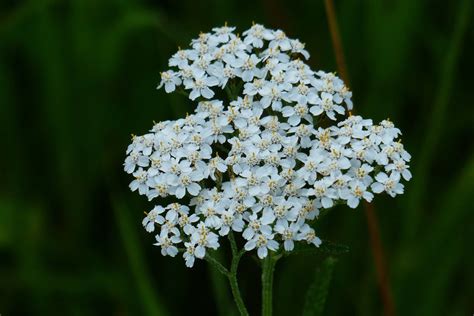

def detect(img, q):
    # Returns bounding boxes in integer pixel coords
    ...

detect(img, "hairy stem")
[261,254,278,316]
[204,253,229,276]
[228,233,249,316]
[207,250,234,316]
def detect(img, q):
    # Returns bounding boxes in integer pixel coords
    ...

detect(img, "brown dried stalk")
[323,1,396,315]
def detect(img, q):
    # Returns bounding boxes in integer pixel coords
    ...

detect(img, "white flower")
[191,223,220,258]
[290,39,310,59]
[244,231,279,259]
[308,179,337,209]
[178,212,199,235]
[297,224,321,247]
[170,171,203,198]
[212,25,237,43]
[198,201,222,228]
[259,82,286,110]
[371,172,404,197]
[219,210,244,236]
[290,124,315,148]
[142,206,166,232]
[269,30,291,51]
[340,182,374,208]
[236,53,262,82]
[125,24,412,267]
[207,62,236,87]
[284,83,318,105]
[184,72,219,100]
[208,155,227,180]
[161,157,192,175]
[124,151,149,174]
[241,166,273,196]
[130,168,149,195]
[386,159,412,181]
[243,24,274,48]
[146,174,171,200]
[282,103,312,126]
[298,198,319,220]
[183,242,198,267]
[154,230,180,257]
[348,160,374,186]
[274,221,301,251]
[243,78,266,96]
[242,212,273,240]
[158,70,182,93]
[169,48,197,67]
[311,92,345,120]
[298,153,324,183]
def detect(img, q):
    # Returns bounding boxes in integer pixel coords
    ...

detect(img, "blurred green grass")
[0,0,473,315]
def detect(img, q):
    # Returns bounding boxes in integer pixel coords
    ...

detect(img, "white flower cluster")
[124,24,412,267]
[157,23,353,119]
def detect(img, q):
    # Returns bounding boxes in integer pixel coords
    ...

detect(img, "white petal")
[189,89,200,100]
[187,183,201,196]
[195,245,206,259]
[243,228,254,240]
[321,197,333,209]
[175,186,186,199]
[402,170,412,181]
[244,239,256,251]
[257,246,268,259]
[284,240,294,251]
[165,82,175,93]
[347,197,360,209]
[201,87,215,99]
[168,246,178,257]
[371,183,384,193]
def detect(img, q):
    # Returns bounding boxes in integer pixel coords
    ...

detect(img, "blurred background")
[0,0,473,315]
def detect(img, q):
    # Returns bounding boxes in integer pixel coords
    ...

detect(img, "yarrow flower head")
[124,24,412,267]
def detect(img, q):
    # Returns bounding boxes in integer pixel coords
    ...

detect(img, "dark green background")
[0,0,473,315]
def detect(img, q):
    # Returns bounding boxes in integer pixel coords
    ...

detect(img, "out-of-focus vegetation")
[0,0,473,315]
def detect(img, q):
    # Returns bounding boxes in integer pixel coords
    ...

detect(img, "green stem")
[228,231,238,256]
[207,250,234,316]
[261,254,278,316]
[228,253,248,316]
[228,233,249,316]
[204,253,229,276]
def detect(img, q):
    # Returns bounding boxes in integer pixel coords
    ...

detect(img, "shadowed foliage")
[0,0,472,315]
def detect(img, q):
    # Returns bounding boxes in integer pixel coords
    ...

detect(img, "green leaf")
[111,196,169,316]
[206,252,236,316]
[318,240,350,255]
[403,0,472,240]
[288,240,349,257]
[302,257,338,316]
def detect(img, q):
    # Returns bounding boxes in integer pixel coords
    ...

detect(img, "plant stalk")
[228,233,249,316]
[323,1,395,315]
[261,254,277,316]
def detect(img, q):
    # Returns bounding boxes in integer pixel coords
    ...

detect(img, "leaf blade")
[302,257,338,316]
